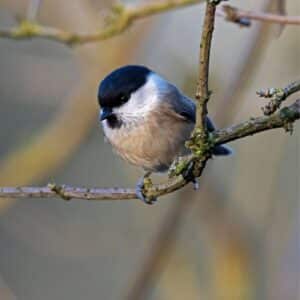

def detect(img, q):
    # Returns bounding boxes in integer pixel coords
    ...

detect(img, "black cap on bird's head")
[97,65,152,110]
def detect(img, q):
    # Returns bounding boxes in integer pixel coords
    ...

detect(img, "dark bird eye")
[119,94,128,104]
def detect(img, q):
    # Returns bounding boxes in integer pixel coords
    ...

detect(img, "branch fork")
[257,80,300,116]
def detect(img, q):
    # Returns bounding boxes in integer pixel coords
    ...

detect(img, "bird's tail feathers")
[212,144,233,156]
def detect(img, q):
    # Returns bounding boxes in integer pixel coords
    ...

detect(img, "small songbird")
[97,65,231,204]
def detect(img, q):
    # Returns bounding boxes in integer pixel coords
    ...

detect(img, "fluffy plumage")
[98,65,231,172]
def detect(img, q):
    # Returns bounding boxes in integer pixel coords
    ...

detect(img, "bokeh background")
[0,0,299,299]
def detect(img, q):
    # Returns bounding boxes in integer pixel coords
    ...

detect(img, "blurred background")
[0,0,299,299]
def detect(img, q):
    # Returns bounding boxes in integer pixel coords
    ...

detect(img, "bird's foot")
[135,173,157,205]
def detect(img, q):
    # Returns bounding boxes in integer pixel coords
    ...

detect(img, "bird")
[97,65,231,204]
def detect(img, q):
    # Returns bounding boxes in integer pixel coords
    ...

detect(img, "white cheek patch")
[113,73,162,120]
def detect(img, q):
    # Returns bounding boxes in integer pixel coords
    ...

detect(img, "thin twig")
[195,1,217,132]
[220,4,300,27]
[0,0,203,46]
[257,80,300,115]
[0,97,299,201]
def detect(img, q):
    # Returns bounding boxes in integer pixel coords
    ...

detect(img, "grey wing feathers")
[167,92,232,156]
[167,93,195,123]
[173,95,216,132]
[205,115,216,132]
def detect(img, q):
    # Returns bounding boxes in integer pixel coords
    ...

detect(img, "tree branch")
[0,0,203,46]
[195,1,216,132]
[257,80,300,115]
[0,185,137,201]
[219,4,300,27]
[213,99,300,145]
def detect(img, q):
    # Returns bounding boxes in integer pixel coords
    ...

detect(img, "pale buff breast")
[102,105,194,172]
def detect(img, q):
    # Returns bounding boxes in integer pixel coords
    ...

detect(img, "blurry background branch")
[219,4,300,27]
[0,0,203,45]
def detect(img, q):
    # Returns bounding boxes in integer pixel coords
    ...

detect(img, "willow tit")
[98,65,231,204]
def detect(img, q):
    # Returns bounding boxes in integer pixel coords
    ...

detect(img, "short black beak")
[100,107,113,121]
